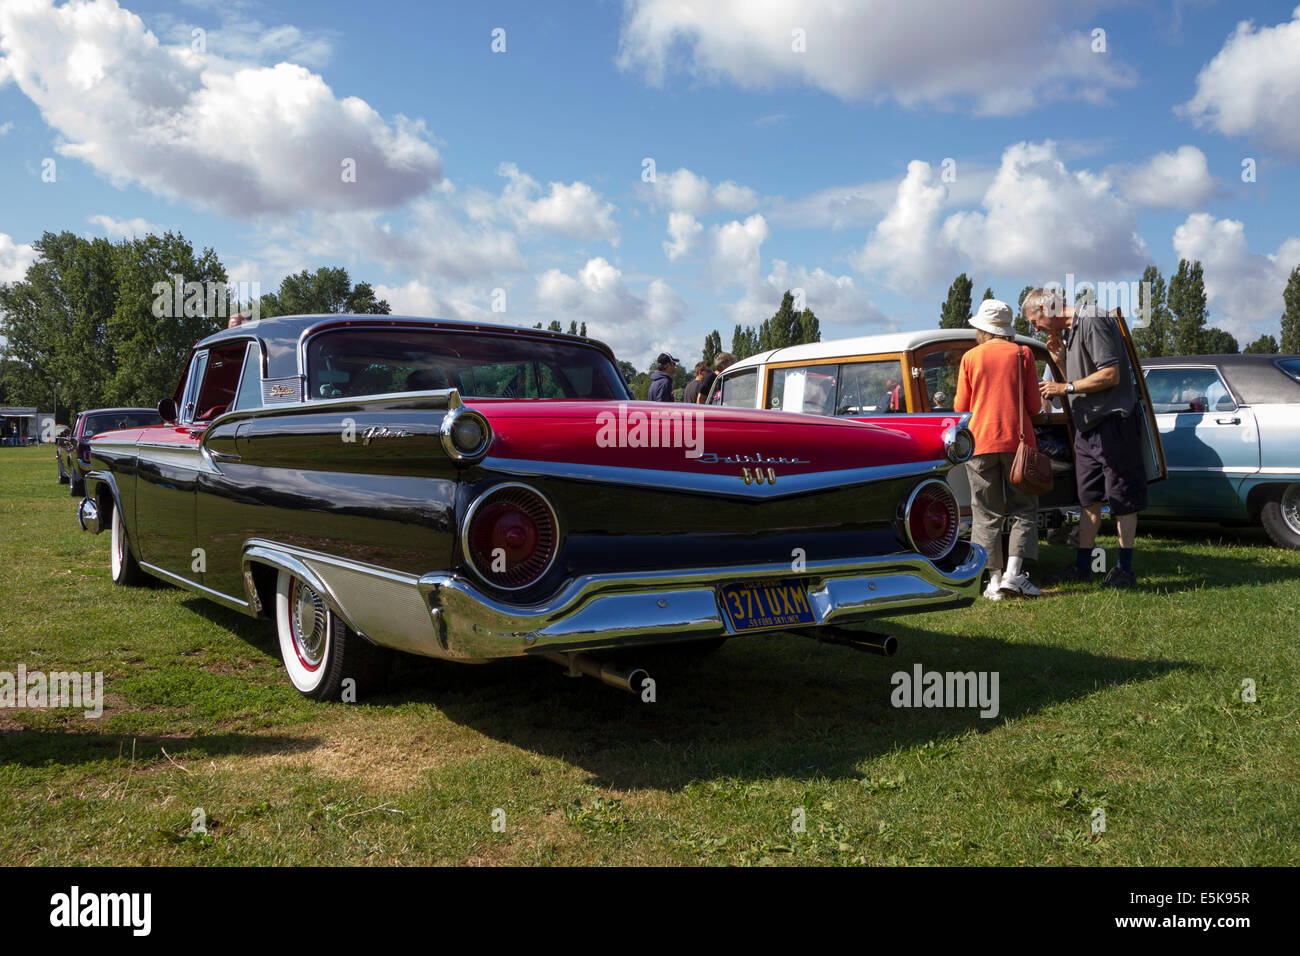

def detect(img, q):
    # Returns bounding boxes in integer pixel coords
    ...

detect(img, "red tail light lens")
[902,480,959,561]
[463,483,559,590]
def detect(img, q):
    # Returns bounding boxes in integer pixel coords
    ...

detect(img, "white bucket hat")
[969,298,1014,337]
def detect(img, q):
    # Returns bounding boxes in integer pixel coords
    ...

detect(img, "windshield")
[306,329,630,401]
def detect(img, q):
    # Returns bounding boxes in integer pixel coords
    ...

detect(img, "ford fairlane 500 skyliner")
[76,315,986,699]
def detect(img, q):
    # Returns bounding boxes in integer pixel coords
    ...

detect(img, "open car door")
[1115,307,1168,484]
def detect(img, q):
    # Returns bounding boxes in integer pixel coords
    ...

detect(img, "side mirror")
[157,398,177,423]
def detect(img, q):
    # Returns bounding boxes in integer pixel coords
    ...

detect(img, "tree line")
[0,230,390,421]
[937,260,1300,357]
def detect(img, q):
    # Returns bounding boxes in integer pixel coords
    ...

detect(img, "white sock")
[986,571,1002,591]
[1005,556,1024,578]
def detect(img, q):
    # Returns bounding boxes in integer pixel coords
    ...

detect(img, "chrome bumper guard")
[418,544,986,661]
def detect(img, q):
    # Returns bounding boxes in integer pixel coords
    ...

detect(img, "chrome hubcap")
[291,581,327,668]
[1283,485,1300,537]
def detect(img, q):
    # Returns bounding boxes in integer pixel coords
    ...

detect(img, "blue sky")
[3,0,1300,365]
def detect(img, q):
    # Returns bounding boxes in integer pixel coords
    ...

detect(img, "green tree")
[259,266,390,317]
[1169,259,1208,355]
[730,323,759,360]
[1281,266,1300,354]
[939,273,973,329]
[0,231,121,419]
[758,291,798,352]
[794,306,821,345]
[567,320,578,335]
[702,329,722,369]
[982,286,995,301]
[1013,284,1034,337]
[108,232,230,406]
[1243,333,1279,354]
[1201,327,1239,354]
[1132,266,1172,358]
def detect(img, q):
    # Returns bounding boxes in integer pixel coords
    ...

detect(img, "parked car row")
[707,326,1300,550]
[57,313,1300,701]
[69,314,987,699]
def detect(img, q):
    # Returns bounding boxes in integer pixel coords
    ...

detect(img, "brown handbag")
[1010,346,1054,495]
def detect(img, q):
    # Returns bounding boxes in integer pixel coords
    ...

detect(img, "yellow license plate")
[718,579,815,632]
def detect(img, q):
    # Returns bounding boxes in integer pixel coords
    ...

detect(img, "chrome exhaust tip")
[544,652,650,694]
[808,626,898,657]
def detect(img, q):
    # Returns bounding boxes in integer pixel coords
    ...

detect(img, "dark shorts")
[1074,412,1149,515]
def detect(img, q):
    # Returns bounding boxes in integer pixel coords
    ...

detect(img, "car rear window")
[82,412,161,437]
[306,329,629,400]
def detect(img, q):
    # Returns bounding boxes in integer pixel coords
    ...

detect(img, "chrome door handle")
[1215,417,1240,425]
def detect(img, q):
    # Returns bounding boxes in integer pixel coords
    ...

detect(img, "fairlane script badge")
[362,426,412,446]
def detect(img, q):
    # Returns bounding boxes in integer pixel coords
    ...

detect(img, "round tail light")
[902,479,959,561]
[462,483,559,590]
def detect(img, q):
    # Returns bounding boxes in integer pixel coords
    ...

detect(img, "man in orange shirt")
[954,299,1045,600]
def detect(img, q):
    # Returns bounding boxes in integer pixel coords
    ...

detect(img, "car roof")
[1141,354,1300,405]
[723,328,1047,372]
[195,314,622,381]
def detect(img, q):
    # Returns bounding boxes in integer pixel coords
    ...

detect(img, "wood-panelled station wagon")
[708,326,1166,530]
[75,315,987,699]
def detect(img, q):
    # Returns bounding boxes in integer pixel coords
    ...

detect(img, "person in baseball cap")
[648,352,680,401]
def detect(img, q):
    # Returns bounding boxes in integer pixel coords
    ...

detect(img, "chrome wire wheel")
[291,579,328,670]
[1283,485,1300,537]
[276,570,334,694]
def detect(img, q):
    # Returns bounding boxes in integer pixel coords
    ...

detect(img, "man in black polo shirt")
[1025,288,1147,589]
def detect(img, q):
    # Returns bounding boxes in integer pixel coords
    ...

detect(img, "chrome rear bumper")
[419,544,986,660]
[240,540,985,662]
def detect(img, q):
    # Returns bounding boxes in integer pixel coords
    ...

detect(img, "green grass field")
[2,443,1297,865]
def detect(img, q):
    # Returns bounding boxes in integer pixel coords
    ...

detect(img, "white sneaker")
[982,580,1004,601]
[999,571,1042,598]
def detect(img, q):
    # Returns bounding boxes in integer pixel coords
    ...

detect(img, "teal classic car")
[1141,354,1300,548]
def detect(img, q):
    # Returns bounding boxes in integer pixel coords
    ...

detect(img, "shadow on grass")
[0,729,319,769]
[367,622,1190,790]
[1034,531,1299,595]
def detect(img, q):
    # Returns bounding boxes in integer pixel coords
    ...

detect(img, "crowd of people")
[647,351,736,404]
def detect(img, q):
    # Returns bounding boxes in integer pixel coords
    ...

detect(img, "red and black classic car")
[75,315,986,699]
[56,407,162,496]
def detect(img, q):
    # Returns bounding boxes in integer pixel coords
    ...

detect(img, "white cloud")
[534,257,688,366]
[87,213,163,239]
[249,197,528,287]
[853,160,954,292]
[1117,146,1216,208]
[722,260,893,334]
[0,121,12,135]
[649,167,758,216]
[0,0,442,217]
[618,0,1134,115]
[0,232,37,283]
[769,163,995,231]
[469,163,618,243]
[709,214,769,288]
[1181,7,1300,159]
[857,142,1149,293]
[371,278,498,324]
[663,211,702,261]
[1172,212,1300,339]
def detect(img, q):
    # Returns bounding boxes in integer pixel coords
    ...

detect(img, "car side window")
[769,365,838,415]
[837,360,907,415]
[717,369,757,408]
[192,343,248,422]
[232,342,264,411]
[1145,368,1235,413]
[1277,358,1300,385]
